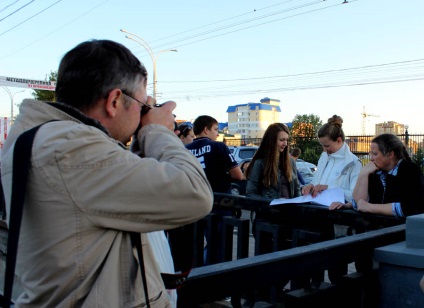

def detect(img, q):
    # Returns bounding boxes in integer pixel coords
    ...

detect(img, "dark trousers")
[167,223,195,273]
[291,223,347,289]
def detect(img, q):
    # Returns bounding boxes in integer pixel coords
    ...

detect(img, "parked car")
[296,159,317,184]
[230,158,251,195]
[297,159,317,173]
[228,146,258,164]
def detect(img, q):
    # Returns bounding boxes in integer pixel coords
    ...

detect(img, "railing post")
[221,217,250,262]
[204,214,220,265]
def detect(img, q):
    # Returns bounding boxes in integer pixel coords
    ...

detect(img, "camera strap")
[130,232,150,308]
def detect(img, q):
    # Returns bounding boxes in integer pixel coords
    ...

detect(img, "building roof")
[226,102,281,113]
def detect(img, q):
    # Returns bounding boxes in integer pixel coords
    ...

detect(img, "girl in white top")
[302,115,362,210]
[299,115,362,286]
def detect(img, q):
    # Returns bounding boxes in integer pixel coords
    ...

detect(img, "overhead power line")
[161,58,424,83]
[0,0,63,37]
[143,0,324,52]
[149,0,299,45]
[0,0,350,62]
[0,0,23,14]
[133,0,350,55]
[0,0,35,22]
[0,0,110,60]
[156,58,424,101]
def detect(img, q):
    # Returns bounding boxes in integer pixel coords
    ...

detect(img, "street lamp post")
[120,29,177,98]
[0,86,24,121]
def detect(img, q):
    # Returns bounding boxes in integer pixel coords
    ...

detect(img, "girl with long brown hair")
[245,123,301,199]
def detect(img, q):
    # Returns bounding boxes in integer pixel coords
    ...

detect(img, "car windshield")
[240,149,257,159]
[297,162,314,176]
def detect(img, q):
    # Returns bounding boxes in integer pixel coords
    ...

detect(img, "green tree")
[412,147,424,174]
[32,71,57,102]
[290,114,323,165]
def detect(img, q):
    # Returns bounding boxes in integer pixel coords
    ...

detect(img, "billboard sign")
[0,75,55,91]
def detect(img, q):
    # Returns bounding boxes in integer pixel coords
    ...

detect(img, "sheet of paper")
[270,187,345,207]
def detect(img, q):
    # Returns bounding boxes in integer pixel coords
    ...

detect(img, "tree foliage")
[412,147,424,174]
[290,114,323,165]
[32,71,57,102]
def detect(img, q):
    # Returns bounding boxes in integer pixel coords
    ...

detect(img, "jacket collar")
[47,102,110,136]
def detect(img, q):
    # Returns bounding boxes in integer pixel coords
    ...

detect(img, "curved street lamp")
[120,29,177,98]
[0,86,24,121]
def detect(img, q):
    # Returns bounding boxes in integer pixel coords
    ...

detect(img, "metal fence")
[224,133,424,170]
[176,193,406,307]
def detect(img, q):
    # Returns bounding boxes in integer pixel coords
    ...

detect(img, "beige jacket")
[1,99,213,307]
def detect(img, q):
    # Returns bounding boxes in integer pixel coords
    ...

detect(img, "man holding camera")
[1,39,213,307]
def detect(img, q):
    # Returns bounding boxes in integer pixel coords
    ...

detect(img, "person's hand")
[310,184,328,197]
[329,202,352,211]
[362,161,379,175]
[356,199,372,213]
[140,97,176,131]
[301,184,313,196]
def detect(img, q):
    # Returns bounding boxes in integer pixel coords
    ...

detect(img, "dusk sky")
[1,0,423,134]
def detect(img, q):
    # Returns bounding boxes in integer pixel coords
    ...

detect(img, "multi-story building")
[375,121,405,135]
[226,97,281,139]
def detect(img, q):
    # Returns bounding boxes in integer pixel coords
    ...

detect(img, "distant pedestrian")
[177,123,195,145]
[290,147,306,185]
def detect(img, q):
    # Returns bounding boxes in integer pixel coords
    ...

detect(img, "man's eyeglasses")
[121,90,158,115]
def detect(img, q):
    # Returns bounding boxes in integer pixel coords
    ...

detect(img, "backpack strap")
[2,123,48,306]
[1,122,153,308]
[0,120,155,308]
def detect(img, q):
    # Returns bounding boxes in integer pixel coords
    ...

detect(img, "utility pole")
[0,86,24,121]
[120,29,177,98]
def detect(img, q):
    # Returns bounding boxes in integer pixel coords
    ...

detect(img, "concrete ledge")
[406,214,424,249]
[374,242,424,268]
[375,214,424,268]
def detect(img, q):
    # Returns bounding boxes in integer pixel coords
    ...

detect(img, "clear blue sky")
[1,0,423,134]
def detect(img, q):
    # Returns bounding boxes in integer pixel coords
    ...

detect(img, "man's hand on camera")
[140,97,176,131]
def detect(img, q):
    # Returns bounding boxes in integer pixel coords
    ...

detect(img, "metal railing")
[180,225,405,307]
[176,193,406,306]
[0,193,409,306]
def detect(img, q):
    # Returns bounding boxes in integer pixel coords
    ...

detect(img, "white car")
[228,146,258,164]
[296,159,317,184]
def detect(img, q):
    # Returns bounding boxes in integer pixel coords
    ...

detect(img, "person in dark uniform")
[186,115,242,193]
[186,115,242,265]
